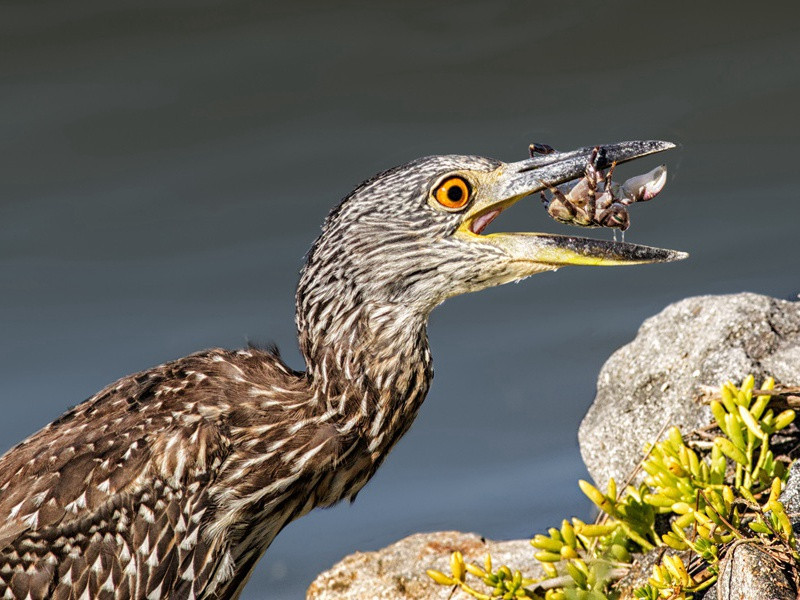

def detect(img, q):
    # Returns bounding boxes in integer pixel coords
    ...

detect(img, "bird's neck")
[296,295,433,451]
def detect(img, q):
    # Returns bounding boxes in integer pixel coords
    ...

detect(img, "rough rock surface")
[579,293,800,488]
[306,531,542,600]
[711,543,795,600]
[780,459,800,520]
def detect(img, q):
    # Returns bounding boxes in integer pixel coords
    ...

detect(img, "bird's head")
[298,141,686,326]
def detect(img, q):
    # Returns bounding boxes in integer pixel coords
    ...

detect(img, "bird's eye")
[433,176,472,210]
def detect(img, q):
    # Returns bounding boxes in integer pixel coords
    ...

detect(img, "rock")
[711,543,795,600]
[306,531,542,600]
[579,293,800,488]
[780,459,800,519]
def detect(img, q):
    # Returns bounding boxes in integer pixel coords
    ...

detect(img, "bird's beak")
[456,140,688,267]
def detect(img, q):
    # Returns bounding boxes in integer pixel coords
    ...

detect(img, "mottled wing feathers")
[0,359,216,547]
[0,348,303,600]
[0,342,400,600]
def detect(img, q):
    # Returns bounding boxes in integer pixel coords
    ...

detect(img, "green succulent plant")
[427,377,799,600]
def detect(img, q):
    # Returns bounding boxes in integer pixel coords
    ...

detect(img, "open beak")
[456,140,688,266]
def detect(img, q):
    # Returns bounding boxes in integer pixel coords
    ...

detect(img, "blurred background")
[2,1,799,597]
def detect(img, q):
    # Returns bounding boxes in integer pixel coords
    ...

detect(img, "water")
[1,1,799,598]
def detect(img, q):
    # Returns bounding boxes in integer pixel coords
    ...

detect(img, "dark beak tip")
[648,139,677,153]
[658,248,690,263]
[620,244,689,264]
[605,139,677,164]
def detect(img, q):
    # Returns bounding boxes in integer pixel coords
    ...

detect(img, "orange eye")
[433,176,471,210]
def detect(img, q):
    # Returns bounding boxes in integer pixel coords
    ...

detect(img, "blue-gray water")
[2,2,799,598]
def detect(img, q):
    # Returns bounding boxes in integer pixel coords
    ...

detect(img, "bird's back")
[0,348,323,600]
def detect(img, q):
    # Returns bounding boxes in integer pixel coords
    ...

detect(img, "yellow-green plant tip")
[707,490,727,517]
[721,386,738,413]
[512,570,522,587]
[664,455,685,476]
[735,389,750,407]
[426,569,455,585]
[534,550,561,563]
[674,512,695,529]
[738,486,757,503]
[559,545,579,560]
[566,561,587,588]
[748,521,771,534]
[711,400,728,432]
[770,477,782,503]
[619,521,655,551]
[694,510,714,527]
[575,523,618,537]
[547,527,563,541]
[724,413,747,451]
[484,554,492,574]
[778,510,793,539]
[696,523,713,541]
[578,479,602,500]
[561,520,577,548]
[578,480,615,514]
[711,442,723,461]
[466,563,485,578]
[738,404,767,440]
[668,426,683,449]
[610,543,631,562]
[644,493,676,508]
[650,564,668,586]
[450,551,465,582]
[531,535,563,552]
[715,437,748,466]
[572,558,589,575]
[687,447,701,477]
[541,562,558,578]
[742,374,755,392]
[750,394,771,420]
[607,477,617,500]
[703,505,724,526]
[774,409,795,430]
[700,461,711,481]
[671,501,693,515]
[670,520,688,538]
[662,532,689,550]
[722,485,734,505]
[661,556,682,583]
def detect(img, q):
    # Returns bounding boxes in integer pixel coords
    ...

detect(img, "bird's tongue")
[470,209,502,235]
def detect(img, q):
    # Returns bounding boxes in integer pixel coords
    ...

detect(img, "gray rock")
[306,531,542,600]
[780,459,800,519]
[579,293,800,488]
[712,543,794,600]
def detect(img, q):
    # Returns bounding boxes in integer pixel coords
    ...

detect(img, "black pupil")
[446,182,463,202]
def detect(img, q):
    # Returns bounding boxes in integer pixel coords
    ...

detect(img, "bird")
[0,141,685,600]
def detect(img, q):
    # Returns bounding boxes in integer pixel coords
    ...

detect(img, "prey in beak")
[453,140,687,269]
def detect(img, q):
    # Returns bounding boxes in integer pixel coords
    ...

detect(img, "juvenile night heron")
[0,141,684,599]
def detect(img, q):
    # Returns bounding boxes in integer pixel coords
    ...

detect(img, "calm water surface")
[2,2,800,598]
